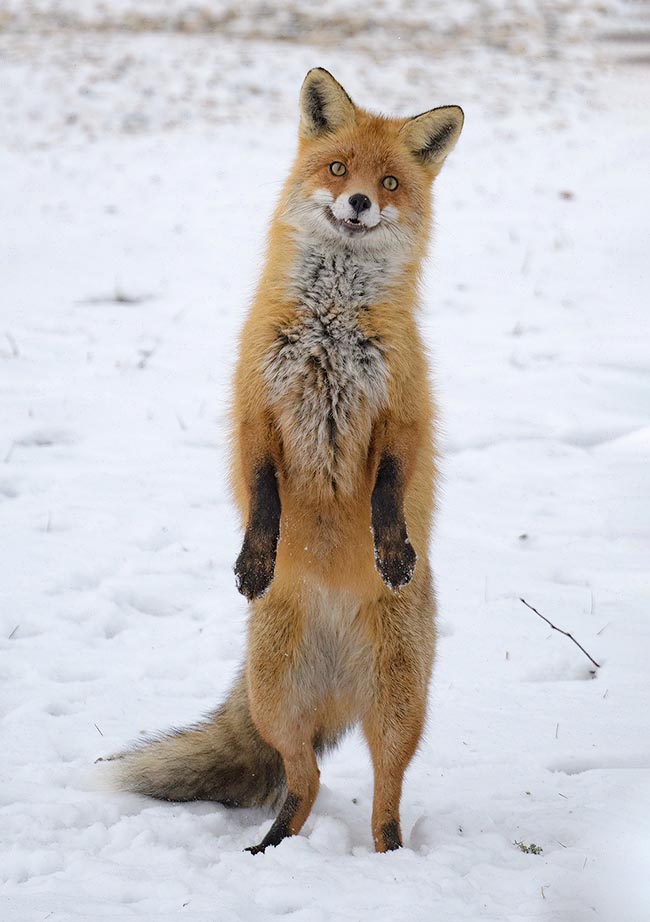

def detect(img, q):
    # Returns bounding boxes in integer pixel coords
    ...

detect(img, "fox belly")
[251,581,373,731]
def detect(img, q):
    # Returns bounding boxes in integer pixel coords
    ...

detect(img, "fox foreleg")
[371,454,417,590]
[235,458,281,600]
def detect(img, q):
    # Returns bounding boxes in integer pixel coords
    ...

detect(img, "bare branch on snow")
[520,598,601,670]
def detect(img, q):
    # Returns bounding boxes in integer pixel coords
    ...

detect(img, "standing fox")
[112,69,463,854]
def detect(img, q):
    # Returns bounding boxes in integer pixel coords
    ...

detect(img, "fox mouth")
[325,210,376,236]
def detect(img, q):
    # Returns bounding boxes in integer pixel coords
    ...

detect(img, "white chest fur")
[263,247,392,495]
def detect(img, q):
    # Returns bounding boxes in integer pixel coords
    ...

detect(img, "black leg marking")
[245,792,301,855]
[381,819,402,852]
[234,459,281,600]
[371,454,417,590]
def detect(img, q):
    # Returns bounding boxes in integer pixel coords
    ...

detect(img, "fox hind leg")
[361,584,433,852]
[244,588,323,854]
[246,743,320,854]
[363,698,425,852]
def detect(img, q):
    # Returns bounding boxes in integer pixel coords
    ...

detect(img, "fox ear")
[300,68,356,139]
[402,105,464,166]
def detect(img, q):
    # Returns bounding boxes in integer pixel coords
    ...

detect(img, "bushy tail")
[108,674,285,808]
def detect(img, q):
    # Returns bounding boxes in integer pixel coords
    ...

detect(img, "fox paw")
[234,540,276,601]
[244,843,267,855]
[374,536,417,591]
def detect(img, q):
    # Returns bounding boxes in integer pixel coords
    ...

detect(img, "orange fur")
[113,68,463,856]
[231,70,463,852]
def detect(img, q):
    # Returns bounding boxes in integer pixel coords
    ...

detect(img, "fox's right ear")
[402,105,464,167]
[299,69,356,139]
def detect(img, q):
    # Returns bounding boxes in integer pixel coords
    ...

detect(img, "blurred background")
[0,0,647,146]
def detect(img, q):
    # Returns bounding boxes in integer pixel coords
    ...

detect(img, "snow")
[2,3,649,920]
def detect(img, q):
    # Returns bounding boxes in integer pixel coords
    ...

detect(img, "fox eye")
[329,161,347,177]
[382,176,399,191]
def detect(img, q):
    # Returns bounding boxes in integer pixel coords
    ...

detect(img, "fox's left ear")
[299,68,356,139]
[402,105,464,167]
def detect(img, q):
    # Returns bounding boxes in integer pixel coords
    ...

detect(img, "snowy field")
[2,2,650,920]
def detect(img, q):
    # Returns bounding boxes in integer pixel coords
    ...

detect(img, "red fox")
[111,68,463,854]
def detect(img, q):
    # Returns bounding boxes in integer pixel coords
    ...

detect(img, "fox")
[110,68,463,854]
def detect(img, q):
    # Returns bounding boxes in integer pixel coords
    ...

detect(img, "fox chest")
[263,252,389,493]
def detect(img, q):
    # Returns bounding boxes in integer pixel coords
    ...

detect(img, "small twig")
[77,290,153,306]
[520,599,601,669]
[137,345,157,369]
[6,332,19,357]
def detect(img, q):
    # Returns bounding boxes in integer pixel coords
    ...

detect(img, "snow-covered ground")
[2,3,649,920]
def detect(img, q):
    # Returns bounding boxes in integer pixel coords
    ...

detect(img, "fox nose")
[348,193,371,215]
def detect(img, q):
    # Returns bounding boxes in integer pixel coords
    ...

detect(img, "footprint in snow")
[15,429,76,449]
[0,479,19,499]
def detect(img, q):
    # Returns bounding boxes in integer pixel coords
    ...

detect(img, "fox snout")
[330,190,381,230]
[348,193,371,215]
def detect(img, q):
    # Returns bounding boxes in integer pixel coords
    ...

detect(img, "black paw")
[234,539,276,601]
[244,843,266,855]
[374,535,417,591]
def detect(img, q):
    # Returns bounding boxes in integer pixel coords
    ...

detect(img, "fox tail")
[107,674,286,807]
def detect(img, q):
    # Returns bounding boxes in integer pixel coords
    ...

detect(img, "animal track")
[0,479,19,499]
[15,429,76,449]
[548,755,650,775]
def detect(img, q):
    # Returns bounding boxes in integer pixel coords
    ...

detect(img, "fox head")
[282,68,463,256]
